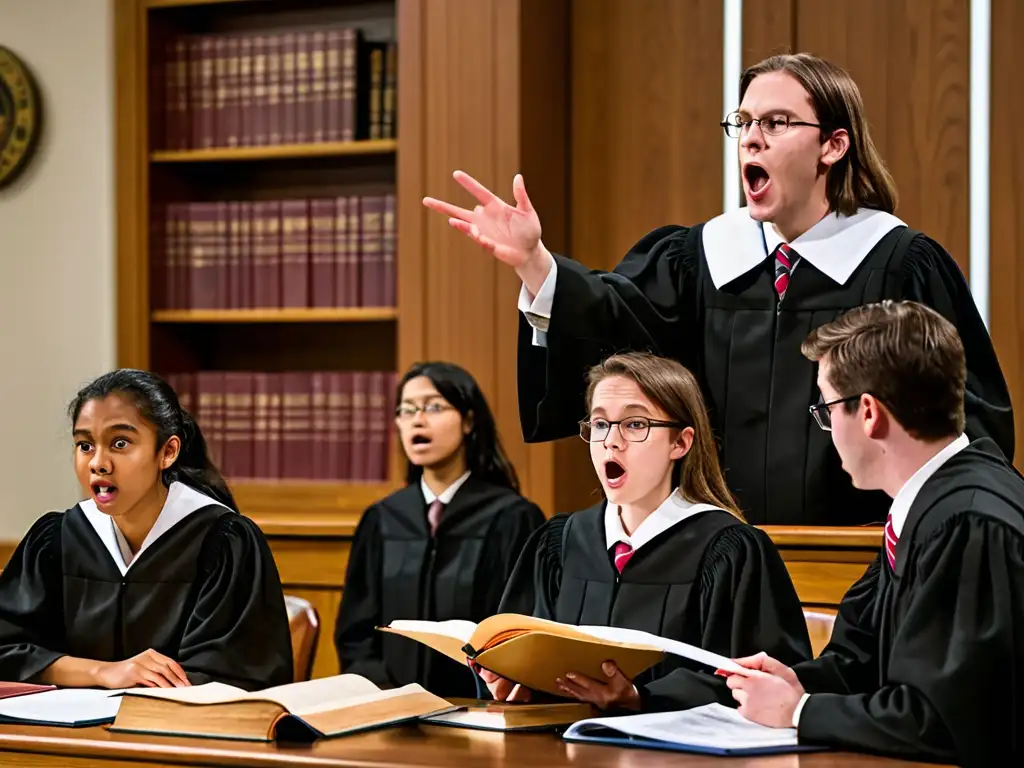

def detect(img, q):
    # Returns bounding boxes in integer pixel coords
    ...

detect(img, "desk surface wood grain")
[0,722,948,768]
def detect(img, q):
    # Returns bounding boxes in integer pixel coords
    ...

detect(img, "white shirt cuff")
[517,259,557,331]
[792,692,810,728]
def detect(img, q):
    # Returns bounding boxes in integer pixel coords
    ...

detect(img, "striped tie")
[613,541,634,574]
[774,242,796,299]
[884,511,898,571]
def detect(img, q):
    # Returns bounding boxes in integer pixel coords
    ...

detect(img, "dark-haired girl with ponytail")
[336,361,545,697]
[0,369,293,691]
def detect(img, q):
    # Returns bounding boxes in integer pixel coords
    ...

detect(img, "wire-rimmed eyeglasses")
[578,416,686,443]
[720,111,826,139]
[809,394,863,431]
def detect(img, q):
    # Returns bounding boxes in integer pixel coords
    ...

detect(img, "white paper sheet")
[564,703,799,750]
[0,688,124,724]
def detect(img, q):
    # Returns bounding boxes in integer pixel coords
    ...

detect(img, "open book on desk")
[380,614,746,698]
[110,674,454,742]
[563,703,825,756]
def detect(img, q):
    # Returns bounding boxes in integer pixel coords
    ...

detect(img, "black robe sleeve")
[0,513,66,682]
[642,525,813,711]
[898,236,1015,461]
[178,514,293,691]
[497,514,569,619]
[792,556,883,696]
[334,505,393,686]
[481,500,548,615]
[518,227,702,441]
[796,514,1024,766]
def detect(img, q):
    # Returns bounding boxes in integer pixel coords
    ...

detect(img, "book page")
[122,682,248,705]
[386,619,477,644]
[122,675,384,711]
[0,687,125,724]
[574,625,746,674]
[249,674,382,712]
[564,703,799,749]
[292,682,427,716]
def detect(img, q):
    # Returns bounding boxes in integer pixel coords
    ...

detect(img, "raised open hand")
[423,171,552,295]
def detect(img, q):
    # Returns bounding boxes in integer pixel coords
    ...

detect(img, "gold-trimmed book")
[109,674,454,742]
[379,614,744,698]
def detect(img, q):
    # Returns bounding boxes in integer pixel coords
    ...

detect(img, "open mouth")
[743,163,771,200]
[410,435,432,448]
[604,459,627,489]
[92,481,119,504]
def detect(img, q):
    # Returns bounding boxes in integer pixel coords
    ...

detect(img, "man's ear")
[820,128,850,169]
[861,394,889,440]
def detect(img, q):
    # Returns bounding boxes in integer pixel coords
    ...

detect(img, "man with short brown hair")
[725,300,1024,767]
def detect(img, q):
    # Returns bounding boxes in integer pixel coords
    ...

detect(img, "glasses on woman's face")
[395,401,455,421]
[719,110,826,139]
[809,393,863,431]
[578,416,686,443]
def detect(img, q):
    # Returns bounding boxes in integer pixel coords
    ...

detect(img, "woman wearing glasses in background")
[335,361,544,698]
[480,352,810,712]
[423,52,1013,529]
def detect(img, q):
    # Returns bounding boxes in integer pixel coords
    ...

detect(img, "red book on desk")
[0,682,55,700]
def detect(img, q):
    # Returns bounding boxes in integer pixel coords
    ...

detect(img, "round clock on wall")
[0,46,42,190]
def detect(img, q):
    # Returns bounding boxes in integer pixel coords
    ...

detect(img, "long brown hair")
[739,53,898,216]
[585,352,742,519]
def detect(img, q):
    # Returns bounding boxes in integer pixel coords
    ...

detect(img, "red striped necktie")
[774,242,797,299]
[884,511,898,570]
[613,541,634,574]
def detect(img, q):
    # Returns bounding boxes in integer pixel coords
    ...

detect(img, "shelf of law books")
[143,0,402,493]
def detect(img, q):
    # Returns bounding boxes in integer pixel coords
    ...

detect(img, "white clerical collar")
[421,470,472,506]
[888,433,970,538]
[702,207,906,288]
[80,481,231,576]
[604,489,724,552]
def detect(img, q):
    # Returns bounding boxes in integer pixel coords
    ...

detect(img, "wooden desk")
[0,723,948,768]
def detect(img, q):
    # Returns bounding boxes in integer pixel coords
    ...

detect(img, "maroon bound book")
[359,195,385,307]
[0,683,56,700]
[310,199,336,308]
[281,199,310,308]
[282,372,313,479]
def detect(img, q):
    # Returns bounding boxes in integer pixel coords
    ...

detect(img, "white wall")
[0,0,114,538]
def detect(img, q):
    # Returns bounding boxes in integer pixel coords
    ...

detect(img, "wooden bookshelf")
[151,307,398,323]
[151,139,397,163]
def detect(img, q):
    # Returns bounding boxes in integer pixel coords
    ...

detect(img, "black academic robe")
[518,219,1014,526]
[335,475,545,698]
[498,503,811,710]
[0,503,293,691]
[792,438,1024,767]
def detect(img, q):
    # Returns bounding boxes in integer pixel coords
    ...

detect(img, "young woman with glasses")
[476,352,810,713]
[422,52,1013,530]
[335,361,544,698]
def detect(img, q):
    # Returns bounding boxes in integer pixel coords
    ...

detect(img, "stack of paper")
[563,703,824,756]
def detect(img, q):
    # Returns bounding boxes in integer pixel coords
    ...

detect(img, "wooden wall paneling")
[570,0,725,275]
[990,0,1024,470]
[396,0,426,375]
[795,0,971,275]
[742,0,795,67]
[115,0,151,369]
